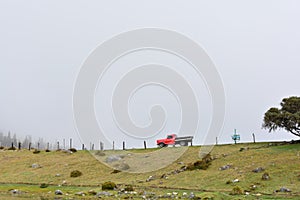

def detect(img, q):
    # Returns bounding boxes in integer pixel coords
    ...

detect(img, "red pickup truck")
[156,134,193,147]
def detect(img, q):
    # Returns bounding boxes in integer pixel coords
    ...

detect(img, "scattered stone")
[146,175,155,182]
[219,164,231,170]
[252,167,265,173]
[61,149,73,154]
[75,191,86,196]
[10,189,20,194]
[31,163,41,168]
[276,187,291,193]
[55,174,61,177]
[115,163,130,171]
[178,162,184,165]
[262,172,270,180]
[97,191,112,196]
[106,155,123,163]
[55,190,63,195]
[232,179,239,183]
[189,192,195,199]
[240,147,249,152]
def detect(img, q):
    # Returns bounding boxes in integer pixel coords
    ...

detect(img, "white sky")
[0,0,299,149]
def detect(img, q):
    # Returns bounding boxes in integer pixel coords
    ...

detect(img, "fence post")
[113,141,115,150]
[57,142,60,150]
[100,141,104,151]
[29,142,31,151]
[92,144,94,150]
[70,138,72,149]
[252,133,256,143]
[82,144,85,150]
[144,141,147,149]
[123,141,125,150]
[216,137,218,145]
[18,142,21,150]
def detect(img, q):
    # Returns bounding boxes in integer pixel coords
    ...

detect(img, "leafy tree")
[262,96,300,137]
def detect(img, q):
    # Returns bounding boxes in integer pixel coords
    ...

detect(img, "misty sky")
[0,1,299,149]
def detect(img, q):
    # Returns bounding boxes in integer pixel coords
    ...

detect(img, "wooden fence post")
[252,133,256,143]
[123,141,125,150]
[144,141,147,149]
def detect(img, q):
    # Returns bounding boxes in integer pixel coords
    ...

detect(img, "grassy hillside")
[0,142,299,199]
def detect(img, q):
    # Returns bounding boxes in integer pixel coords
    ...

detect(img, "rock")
[219,165,231,170]
[75,191,86,196]
[55,174,61,177]
[97,191,111,196]
[189,192,195,199]
[55,190,63,195]
[10,189,20,194]
[178,162,184,165]
[232,179,239,183]
[146,175,155,182]
[252,167,264,173]
[106,155,123,163]
[276,187,291,192]
[61,149,73,154]
[262,172,270,180]
[31,163,41,168]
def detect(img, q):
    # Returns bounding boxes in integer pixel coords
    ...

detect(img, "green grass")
[0,142,300,199]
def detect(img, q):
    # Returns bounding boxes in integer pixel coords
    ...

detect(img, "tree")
[262,96,300,137]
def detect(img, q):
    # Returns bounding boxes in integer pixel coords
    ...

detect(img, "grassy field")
[0,142,299,199]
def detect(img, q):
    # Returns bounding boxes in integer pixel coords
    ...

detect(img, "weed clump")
[33,149,41,154]
[124,185,134,191]
[70,170,82,177]
[0,146,4,150]
[187,154,212,170]
[69,148,77,153]
[8,146,16,150]
[45,149,51,152]
[40,183,48,188]
[230,186,243,195]
[102,181,116,190]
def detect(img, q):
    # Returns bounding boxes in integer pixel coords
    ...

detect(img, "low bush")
[230,186,243,195]
[70,170,82,177]
[69,148,77,153]
[45,149,51,152]
[0,146,5,150]
[8,146,16,150]
[102,181,116,190]
[40,183,48,188]
[33,150,41,154]
[187,154,212,170]
[124,185,134,191]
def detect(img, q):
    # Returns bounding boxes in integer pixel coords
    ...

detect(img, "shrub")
[33,150,41,154]
[124,185,134,191]
[102,181,116,190]
[8,146,16,150]
[95,150,105,156]
[0,146,4,150]
[70,170,82,177]
[45,149,51,152]
[230,186,243,195]
[69,148,77,153]
[40,183,48,188]
[187,154,212,171]
[111,169,121,174]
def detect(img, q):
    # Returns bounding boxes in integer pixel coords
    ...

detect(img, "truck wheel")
[180,141,187,146]
[158,143,166,148]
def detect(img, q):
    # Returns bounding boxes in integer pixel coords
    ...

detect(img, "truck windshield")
[167,135,173,139]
